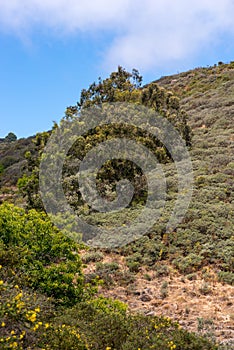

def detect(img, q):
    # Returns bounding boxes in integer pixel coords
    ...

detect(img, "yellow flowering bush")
[0,269,54,349]
[0,203,85,306]
[50,298,218,350]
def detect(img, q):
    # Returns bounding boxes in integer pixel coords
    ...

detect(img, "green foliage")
[0,201,221,349]
[76,66,142,110]
[217,271,234,285]
[49,299,218,350]
[82,250,104,263]
[95,261,120,273]
[126,252,143,272]
[0,274,55,349]
[5,132,17,142]
[172,253,204,274]
[94,261,120,286]
[0,203,85,306]
[18,67,191,215]
[160,281,169,298]
[1,156,18,168]
[0,136,34,187]
[0,62,233,348]
[154,263,170,277]
[17,131,51,210]
[0,270,222,350]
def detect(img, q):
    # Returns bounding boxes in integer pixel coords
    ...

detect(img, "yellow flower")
[35,307,40,313]
[14,292,22,301]
[1,322,5,327]
[16,301,25,309]
[11,342,18,348]
[32,324,39,331]
[19,331,25,340]
[26,311,37,322]
[0,280,4,286]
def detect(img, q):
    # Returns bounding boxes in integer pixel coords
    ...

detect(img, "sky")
[1,0,234,138]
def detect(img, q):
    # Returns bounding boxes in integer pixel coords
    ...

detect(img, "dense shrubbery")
[46,297,218,350]
[0,203,219,349]
[0,203,85,306]
[0,274,55,349]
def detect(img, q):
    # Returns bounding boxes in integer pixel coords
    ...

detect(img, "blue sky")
[1,0,234,139]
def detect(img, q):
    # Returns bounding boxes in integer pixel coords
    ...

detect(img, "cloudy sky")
[1,0,234,138]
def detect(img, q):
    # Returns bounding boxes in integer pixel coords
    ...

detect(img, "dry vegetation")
[82,250,234,346]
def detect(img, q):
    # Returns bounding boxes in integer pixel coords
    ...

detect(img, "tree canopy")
[5,132,17,142]
[19,67,191,215]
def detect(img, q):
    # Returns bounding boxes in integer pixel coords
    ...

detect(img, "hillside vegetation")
[0,63,233,349]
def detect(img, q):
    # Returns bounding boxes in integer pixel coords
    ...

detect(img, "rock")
[145,311,155,316]
[140,294,152,302]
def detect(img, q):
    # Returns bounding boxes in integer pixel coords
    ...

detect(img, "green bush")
[95,262,120,286]
[0,271,55,349]
[82,251,104,263]
[0,203,85,306]
[50,297,218,350]
[126,252,143,272]
[172,253,204,274]
[218,271,234,285]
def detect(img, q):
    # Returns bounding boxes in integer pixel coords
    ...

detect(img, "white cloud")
[0,0,234,71]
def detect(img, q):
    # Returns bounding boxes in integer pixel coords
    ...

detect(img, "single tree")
[5,132,17,142]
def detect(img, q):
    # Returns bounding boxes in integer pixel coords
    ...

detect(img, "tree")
[66,66,191,146]
[19,67,191,213]
[5,132,17,142]
[77,66,142,111]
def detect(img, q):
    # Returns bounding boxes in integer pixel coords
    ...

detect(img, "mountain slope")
[0,62,233,347]
[82,63,234,347]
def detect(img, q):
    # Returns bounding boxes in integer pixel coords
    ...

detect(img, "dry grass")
[82,250,234,345]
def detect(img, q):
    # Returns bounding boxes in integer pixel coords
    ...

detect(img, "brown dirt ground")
[82,251,234,346]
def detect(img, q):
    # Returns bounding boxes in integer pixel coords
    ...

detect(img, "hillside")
[81,63,234,346]
[0,136,35,203]
[0,63,233,349]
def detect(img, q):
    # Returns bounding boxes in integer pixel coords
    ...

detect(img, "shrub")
[160,281,169,299]
[95,262,120,286]
[0,203,85,306]
[199,282,212,295]
[154,263,170,277]
[172,253,204,274]
[218,271,234,285]
[0,269,55,349]
[51,298,218,350]
[82,251,104,263]
[126,252,143,272]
